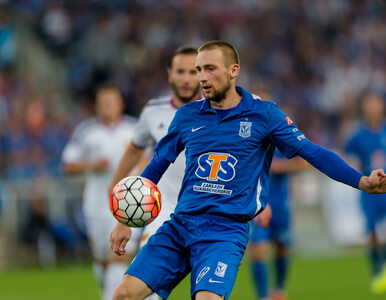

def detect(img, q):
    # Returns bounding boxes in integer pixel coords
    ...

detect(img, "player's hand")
[359,169,386,194]
[253,204,272,228]
[90,158,109,172]
[110,222,132,256]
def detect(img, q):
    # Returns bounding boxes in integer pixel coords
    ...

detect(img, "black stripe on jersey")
[146,96,170,107]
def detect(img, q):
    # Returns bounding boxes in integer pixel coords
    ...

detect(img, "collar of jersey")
[200,86,253,119]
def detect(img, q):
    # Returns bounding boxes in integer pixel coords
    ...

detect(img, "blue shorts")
[250,208,291,246]
[361,193,386,233]
[126,213,250,299]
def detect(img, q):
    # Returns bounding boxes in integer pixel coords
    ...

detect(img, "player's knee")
[195,290,224,300]
[112,281,138,300]
[112,275,152,300]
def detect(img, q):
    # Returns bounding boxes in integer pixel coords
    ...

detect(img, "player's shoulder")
[121,114,138,125]
[68,117,99,142]
[172,98,204,114]
[145,96,171,109]
[72,117,99,135]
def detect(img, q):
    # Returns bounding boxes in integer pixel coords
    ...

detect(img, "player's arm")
[297,142,386,194]
[110,152,171,256]
[63,159,109,174]
[270,156,309,174]
[108,142,145,194]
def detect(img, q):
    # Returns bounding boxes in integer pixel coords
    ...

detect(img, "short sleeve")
[131,107,154,148]
[345,134,359,156]
[154,109,184,163]
[62,125,87,163]
[268,103,310,158]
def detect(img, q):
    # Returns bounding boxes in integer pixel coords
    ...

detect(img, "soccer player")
[110,40,386,300]
[345,92,386,293]
[62,84,142,300]
[108,46,200,300]
[250,149,309,300]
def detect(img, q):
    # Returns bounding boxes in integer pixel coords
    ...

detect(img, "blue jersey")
[346,122,386,203]
[155,86,309,221]
[345,122,386,176]
[269,149,289,216]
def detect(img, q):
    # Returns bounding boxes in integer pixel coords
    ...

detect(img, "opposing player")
[250,149,309,300]
[110,41,386,300]
[62,84,142,300]
[345,92,386,293]
[108,46,200,299]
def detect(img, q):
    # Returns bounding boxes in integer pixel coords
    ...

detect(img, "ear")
[167,67,172,83]
[229,64,240,79]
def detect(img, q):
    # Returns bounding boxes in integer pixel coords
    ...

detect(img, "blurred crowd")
[1,0,385,180]
[0,0,385,262]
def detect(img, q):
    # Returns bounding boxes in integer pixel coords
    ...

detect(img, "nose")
[198,71,207,83]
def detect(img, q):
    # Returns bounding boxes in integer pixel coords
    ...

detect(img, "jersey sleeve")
[345,133,359,156]
[62,124,87,163]
[153,109,184,163]
[131,107,154,148]
[268,103,310,158]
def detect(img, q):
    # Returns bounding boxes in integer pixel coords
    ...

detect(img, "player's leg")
[369,198,386,294]
[117,217,191,300]
[103,227,142,300]
[249,221,270,300]
[136,203,175,300]
[195,290,224,300]
[272,219,291,300]
[113,274,153,300]
[272,242,289,300]
[190,217,250,300]
[86,213,140,300]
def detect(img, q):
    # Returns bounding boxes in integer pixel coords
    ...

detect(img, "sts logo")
[195,152,237,181]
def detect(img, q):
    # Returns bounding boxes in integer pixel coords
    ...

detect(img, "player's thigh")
[85,213,141,260]
[249,241,270,261]
[126,221,191,299]
[113,274,153,300]
[195,290,225,300]
[190,241,245,300]
[84,213,115,260]
[250,221,270,244]
[139,205,172,248]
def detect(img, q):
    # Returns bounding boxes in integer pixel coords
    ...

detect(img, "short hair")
[168,46,198,68]
[95,83,121,97]
[198,40,240,66]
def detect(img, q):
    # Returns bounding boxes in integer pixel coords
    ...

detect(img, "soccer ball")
[110,176,161,227]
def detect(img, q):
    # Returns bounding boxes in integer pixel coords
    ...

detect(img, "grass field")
[0,253,385,300]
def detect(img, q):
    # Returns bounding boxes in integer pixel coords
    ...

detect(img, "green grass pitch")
[0,254,385,300]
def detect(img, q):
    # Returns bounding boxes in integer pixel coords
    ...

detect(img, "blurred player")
[250,149,308,300]
[62,84,142,300]
[108,46,200,300]
[345,92,386,293]
[110,41,386,300]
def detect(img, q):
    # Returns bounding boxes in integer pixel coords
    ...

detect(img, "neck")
[172,93,200,108]
[101,117,119,125]
[367,119,382,131]
[210,85,241,109]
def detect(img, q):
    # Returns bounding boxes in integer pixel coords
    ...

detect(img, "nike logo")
[191,126,205,132]
[209,278,224,284]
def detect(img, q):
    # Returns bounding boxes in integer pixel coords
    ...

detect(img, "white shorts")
[84,211,142,261]
[139,202,174,248]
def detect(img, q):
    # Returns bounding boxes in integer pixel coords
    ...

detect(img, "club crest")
[239,121,252,138]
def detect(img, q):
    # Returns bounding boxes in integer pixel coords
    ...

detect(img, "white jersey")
[132,96,185,243]
[62,116,141,259]
[62,116,137,216]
